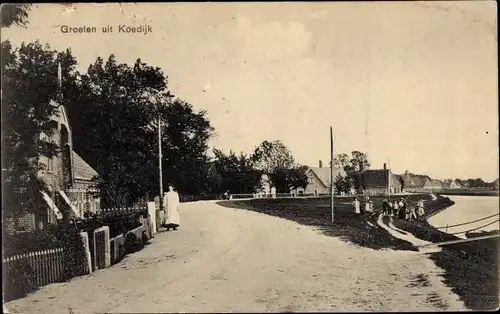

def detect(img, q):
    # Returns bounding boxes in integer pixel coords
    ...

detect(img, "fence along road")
[3,248,65,288]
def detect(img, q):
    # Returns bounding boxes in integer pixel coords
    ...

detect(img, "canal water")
[428,195,499,239]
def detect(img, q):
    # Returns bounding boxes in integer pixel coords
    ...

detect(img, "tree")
[268,166,308,193]
[212,149,262,194]
[65,55,214,206]
[252,140,303,193]
[332,153,350,169]
[288,165,309,190]
[399,176,405,191]
[252,140,295,174]
[334,173,353,195]
[1,40,64,219]
[1,4,31,28]
[349,151,370,172]
[332,151,371,172]
[465,178,488,188]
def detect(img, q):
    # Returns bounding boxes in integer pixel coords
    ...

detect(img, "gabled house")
[12,102,101,232]
[401,171,431,190]
[423,179,443,190]
[493,178,499,190]
[304,161,346,194]
[360,163,402,195]
[450,179,462,189]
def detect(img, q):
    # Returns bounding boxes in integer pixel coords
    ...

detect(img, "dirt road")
[5,201,467,313]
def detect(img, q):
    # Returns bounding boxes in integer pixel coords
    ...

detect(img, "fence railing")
[94,207,147,218]
[3,248,65,288]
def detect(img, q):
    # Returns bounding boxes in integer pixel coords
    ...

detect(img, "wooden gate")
[94,230,106,270]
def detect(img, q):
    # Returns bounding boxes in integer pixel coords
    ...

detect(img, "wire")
[433,213,499,229]
[446,219,499,235]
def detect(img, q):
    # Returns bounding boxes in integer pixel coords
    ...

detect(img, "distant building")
[493,179,499,190]
[423,179,443,190]
[360,163,402,195]
[401,170,431,191]
[304,161,346,194]
[449,179,462,189]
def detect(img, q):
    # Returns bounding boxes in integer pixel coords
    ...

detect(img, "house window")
[308,176,314,184]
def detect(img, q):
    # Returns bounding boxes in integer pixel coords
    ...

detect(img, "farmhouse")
[304,161,346,194]
[400,170,431,191]
[359,164,402,195]
[7,101,100,232]
[423,179,443,190]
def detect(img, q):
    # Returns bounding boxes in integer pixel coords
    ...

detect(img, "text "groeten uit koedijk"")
[60,25,153,35]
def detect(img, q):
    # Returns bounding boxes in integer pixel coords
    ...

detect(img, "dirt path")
[5,201,467,313]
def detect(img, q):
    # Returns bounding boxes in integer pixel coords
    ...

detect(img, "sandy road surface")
[5,201,467,313]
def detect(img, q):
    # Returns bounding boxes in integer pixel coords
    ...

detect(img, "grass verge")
[393,212,499,310]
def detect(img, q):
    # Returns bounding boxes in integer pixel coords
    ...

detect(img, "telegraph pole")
[330,126,334,225]
[388,158,391,199]
[157,116,163,230]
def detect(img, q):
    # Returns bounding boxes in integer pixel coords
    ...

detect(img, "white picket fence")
[3,248,65,287]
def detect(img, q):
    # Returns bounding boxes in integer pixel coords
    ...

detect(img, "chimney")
[319,160,323,168]
[383,163,387,170]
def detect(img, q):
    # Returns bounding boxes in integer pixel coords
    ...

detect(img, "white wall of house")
[304,171,329,194]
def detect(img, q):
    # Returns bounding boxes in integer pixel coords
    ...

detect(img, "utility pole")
[330,126,334,225]
[388,158,391,199]
[157,116,163,231]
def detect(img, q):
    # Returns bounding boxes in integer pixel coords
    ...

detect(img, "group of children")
[382,197,426,221]
[352,196,374,215]
[352,196,426,221]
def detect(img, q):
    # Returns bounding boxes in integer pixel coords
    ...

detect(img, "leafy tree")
[1,4,31,28]
[252,140,301,192]
[333,151,371,172]
[1,40,67,220]
[332,153,350,169]
[65,55,214,206]
[465,178,488,188]
[288,165,309,190]
[212,149,262,194]
[349,151,370,172]
[399,176,405,191]
[334,173,354,195]
[252,140,295,175]
[269,165,309,193]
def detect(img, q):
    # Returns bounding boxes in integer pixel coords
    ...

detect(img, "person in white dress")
[163,185,181,231]
[352,197,361,214]
[416,199,425,220]
[364,197,372,214]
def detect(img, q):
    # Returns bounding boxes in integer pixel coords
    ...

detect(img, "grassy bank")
[394,217,499,310]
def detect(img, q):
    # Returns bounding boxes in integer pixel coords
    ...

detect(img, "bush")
[56,222,88,278]
[3,258,37,302]
[124,232,140,253]
[3,225,61,257]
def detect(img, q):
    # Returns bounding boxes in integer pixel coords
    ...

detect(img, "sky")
[2,2,498,181]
